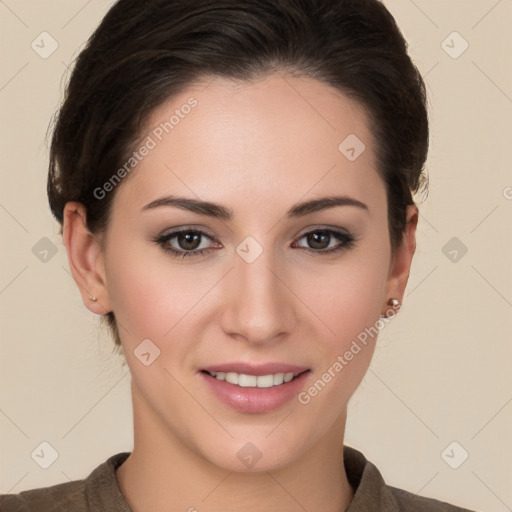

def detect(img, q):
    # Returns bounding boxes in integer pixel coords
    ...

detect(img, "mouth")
[199,363,311,413]
[200,369,309,388]
[198,361,312,413]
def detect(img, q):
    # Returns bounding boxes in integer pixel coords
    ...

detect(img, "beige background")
[1,1,511,510]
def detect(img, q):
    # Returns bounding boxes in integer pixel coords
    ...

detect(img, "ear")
[62,202,111,315]
[381,204,418,315]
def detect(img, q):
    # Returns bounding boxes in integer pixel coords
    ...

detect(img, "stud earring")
[89,296,98,302]
[380,298,401,318]
[388,298,400,309]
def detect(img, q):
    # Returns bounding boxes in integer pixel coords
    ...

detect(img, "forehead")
[113,72,384,216]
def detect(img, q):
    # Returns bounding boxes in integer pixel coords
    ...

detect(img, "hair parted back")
[48,0,429,348]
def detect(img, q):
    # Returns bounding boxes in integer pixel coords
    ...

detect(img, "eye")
[153,228,218,259]
[293,228,356,254]
[153,227,356,259]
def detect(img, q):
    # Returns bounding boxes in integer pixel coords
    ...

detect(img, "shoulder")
[0,452,131,512]
[0,480,86,511]
[343,445,478,512]
[387,484,477,512]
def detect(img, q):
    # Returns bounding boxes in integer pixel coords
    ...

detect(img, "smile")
[202,370,303,388]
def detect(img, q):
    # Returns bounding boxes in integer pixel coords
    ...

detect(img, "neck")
[116,380,354,512]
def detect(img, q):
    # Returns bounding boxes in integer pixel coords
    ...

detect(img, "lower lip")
[200,371,310,413]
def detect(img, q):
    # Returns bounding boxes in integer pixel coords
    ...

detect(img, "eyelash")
[153,227,356,259]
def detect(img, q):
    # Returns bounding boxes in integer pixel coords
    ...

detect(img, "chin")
[196,431,309,473]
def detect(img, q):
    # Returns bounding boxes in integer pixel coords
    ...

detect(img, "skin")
[63,72,417,512]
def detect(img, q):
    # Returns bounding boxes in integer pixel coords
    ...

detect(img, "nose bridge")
[222,239,293,343]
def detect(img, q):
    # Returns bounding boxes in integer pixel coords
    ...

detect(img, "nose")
[219,244,296,346]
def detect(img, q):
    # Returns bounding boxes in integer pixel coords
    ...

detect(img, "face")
[71,72,415,472]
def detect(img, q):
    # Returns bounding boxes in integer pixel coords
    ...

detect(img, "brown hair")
[48,0,429,347]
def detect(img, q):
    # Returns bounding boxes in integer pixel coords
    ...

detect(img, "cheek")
[293,256,389,428]
[291,238,390,403]
[295,247,389,347]
[103,239,201,344]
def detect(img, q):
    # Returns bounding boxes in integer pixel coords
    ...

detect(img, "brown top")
[0,445,477,511]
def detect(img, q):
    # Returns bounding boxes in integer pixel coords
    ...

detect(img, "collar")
[85,445,397,511]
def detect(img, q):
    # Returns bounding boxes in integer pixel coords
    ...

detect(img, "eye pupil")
[179,232,201,250]
[308,232,330,249]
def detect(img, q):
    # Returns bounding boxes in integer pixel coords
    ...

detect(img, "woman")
[0,0,478,510]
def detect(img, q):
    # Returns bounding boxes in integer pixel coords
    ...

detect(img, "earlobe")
[62,202,111,314]
[381,204,418,315]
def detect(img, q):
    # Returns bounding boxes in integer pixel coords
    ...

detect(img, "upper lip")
[201,362,310,377]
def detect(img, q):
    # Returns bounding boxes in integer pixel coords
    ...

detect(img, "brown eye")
[306,231,331,250]
[154,229,216,259]
[294,229,356,254]
[176,232,202,251]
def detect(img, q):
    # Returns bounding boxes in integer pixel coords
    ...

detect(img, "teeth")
[225,372,239,385]
[239,374,257,387]
[256,374,274,388]
[208,371,297,388]
[273,373,284,385]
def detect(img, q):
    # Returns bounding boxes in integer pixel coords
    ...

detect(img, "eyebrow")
[141,194,368,219]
